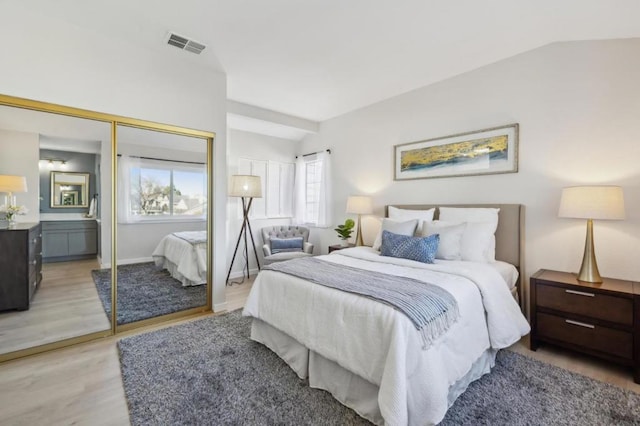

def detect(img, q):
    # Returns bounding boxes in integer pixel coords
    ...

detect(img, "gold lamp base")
[355,214,365,246]
[577,219,602,283]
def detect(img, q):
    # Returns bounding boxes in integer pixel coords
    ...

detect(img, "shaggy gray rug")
[92,262,206,325]
[118,311,640,425]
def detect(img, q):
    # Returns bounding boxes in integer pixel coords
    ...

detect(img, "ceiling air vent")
[166,32,206,55]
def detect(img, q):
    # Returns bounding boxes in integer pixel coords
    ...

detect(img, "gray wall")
[39,148,98,214]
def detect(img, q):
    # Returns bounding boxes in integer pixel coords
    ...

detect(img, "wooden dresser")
[0,223,43,311]
[530,269,639,384]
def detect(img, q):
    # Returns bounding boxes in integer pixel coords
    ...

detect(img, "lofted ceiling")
[6,0,640,122]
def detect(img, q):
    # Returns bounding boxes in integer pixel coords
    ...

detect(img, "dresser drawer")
[537,283,633,326]
[537,312,633,359]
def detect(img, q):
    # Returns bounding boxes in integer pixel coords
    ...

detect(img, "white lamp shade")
[0,175,27,193]
[346,195,373,215]
[229,175,262,198]
[558,185,625,220]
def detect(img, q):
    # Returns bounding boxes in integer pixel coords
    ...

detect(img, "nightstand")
[328,243,354,253]
[530,269,640,384]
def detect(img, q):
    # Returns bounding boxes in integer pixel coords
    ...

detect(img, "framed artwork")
[394,123,519,180]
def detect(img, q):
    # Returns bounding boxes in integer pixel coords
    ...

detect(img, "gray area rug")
[118,310,640,425]
[92,262,206,325]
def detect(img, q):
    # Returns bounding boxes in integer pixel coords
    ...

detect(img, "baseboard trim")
[213,302,228,313]
[117,257,154,266]
[228,267,259,280]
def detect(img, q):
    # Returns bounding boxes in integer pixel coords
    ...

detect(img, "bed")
[242,204,530,425]
[151,230,207,287]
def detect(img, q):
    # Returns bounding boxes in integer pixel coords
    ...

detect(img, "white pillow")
[439,207,500,262]
[438,207,499,231]
[421,221,465,260]
[388,206,435,234]
[372,218,419,251]
[459,222,496,262]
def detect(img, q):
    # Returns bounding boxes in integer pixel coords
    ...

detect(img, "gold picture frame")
[394,123,519,180]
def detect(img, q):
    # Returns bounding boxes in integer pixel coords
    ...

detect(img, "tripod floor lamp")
[226,175,262,284]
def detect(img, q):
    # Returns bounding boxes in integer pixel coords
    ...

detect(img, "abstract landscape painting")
[394,124,518,180]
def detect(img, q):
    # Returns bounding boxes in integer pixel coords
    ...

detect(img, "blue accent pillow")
[380,230,439,264]
[271,237,304,254]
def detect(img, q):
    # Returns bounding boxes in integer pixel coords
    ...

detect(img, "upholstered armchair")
[261,226,314,265]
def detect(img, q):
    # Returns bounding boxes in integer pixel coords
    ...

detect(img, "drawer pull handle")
[32,238,37,244]
[565,319,595,329]
[565,289,595,297]
[32,260,37,265]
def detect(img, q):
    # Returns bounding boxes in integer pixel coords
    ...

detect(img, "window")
[238,158,294,219]
[119,156,206,222]
[294,151,332,227]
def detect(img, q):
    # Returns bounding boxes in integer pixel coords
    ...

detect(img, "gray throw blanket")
[173,231,207,245]
[264,257,459,349]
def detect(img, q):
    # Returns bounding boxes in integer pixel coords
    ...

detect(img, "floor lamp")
[226,175,262,284]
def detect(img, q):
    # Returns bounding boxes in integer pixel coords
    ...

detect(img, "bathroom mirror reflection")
[50,171,90,208]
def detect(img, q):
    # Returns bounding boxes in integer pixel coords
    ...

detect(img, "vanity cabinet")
[42,220,98,262]
[0,223,42,311]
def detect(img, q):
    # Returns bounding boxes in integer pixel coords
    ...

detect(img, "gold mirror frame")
[0,93,215,362]
[50,171,90,208]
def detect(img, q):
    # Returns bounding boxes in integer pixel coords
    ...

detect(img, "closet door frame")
[0,93,215,362]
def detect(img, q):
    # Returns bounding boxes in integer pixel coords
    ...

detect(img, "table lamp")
[346,195,373,246]
[0,175,28,206]
[558,185,625,283]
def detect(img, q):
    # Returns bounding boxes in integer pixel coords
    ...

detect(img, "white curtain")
[293,155,306,224]
[316,151,332,228]
[293,151,332,227]
[117,155,141,223]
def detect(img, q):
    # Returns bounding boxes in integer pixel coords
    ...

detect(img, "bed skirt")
[250,318,497,425]
[154,257,205,287]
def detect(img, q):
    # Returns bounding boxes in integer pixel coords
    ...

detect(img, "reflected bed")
[152,230,207,287]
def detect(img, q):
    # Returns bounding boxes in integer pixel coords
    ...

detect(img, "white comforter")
[151,232,207,286]
[243,247,530,425]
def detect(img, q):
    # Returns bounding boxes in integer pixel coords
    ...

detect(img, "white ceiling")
[8,0,640,122]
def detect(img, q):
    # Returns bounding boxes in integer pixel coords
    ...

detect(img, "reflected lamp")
[0,175,28,206]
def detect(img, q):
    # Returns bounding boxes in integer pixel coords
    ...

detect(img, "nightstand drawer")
[537,312,633,359]
[537,283,633,326]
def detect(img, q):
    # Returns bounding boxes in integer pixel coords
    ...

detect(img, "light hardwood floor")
[0,278,254,426]
[0,258,111,355]
[1,277,638,426]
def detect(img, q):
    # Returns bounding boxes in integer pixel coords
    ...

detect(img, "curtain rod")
[117,154,205,165]
[295,149,331,159]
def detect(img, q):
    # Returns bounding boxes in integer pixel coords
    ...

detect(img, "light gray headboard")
[387,204,525,305]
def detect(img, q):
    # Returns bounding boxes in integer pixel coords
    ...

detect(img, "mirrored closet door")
[115,124,210,329]
[0,94,214,361]
[0,102,112,358]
